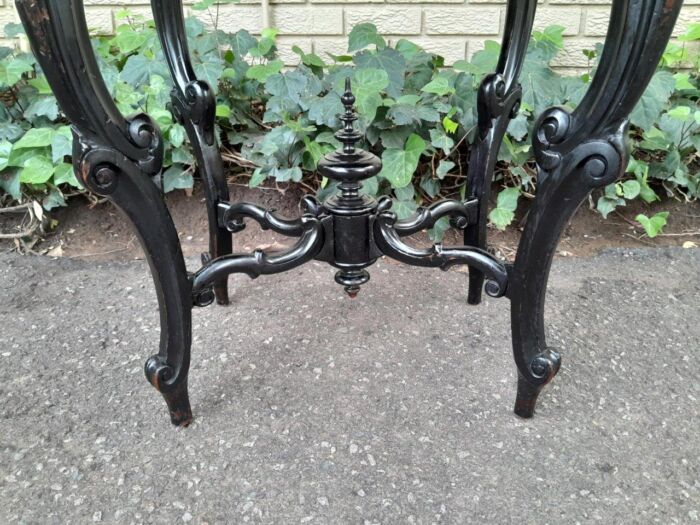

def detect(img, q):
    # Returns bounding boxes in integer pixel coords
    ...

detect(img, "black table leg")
[464,0,537,305]
[151,0,233,306]
[509,0,683,418]
[16,0,194,426]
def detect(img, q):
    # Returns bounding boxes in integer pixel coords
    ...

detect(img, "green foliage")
[489,186,521,230]
[636,212,670,238]
[0,15,698,241]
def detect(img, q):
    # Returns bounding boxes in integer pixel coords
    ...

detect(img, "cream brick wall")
[2,1,699,69]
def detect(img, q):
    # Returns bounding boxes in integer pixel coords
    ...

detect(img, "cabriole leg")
[464,0,536,305]
[151,0,233,305]
[510,0,683,417]
[16,0,194,426]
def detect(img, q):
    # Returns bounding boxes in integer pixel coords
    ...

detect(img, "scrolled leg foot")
[145,356,193,427]
[513,350,560,418]
[514,373,541,419]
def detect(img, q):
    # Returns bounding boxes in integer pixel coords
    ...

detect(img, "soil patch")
[2,183,699,261]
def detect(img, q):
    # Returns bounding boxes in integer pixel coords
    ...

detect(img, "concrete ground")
[0,248,698,524]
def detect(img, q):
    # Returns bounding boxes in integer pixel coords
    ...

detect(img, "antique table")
[15,0,683,426]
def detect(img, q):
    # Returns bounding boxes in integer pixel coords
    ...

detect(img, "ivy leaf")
[4,22,25,38]
[271,166,302,182]
[306,92,343,127]
[532,26,565,59]
[396,94,421,105]
[679,22,700,41]
[392,199,418,220]
[354,48,406,98]
[667,105,692,120]
[230,29,257,57]
[215,104,231,119]
[428,216,451,242]
[673,73,695,91]
[379,133,425,189]
[451,72,477,119]
[636,212,669,238]
[24,96,59,122]
[150,109,173,131]
[348,23,385,52]
[0,168,20,200]
[20,156,54,184]
[292,46,325,68]
[352,68,389,121]
[620,180,641,200]
[636,175,659,204]
[597,189,625,218]
[659,114,696,149]
[394,39,423,61]
[429,129,453,155]
[436,160,455,179]
[162,165,193,193]
[360,176,378,197]
[631,70,675,131]
[521,52,560,116]
[421,76,454,96]
[596,197,618,218]
[53,162,81,188]
[467,41,500,77]
[172,147,194,165]
[420,176,440,198]
[0,140,12,171]
[43,187,65,210]
[265,70,308,104]
[185,16,204,37]
[121,54,169,86]
[194,58,225,93]
[0,123,25,142]
[442,116,458,134]
[249,167,268,188]
[489,208,514,230]
[111,29,149,54]
[488,186,520,230]
[303,136,333,169]
[394,184,414,201]
[51,126,73,164]
[168,124,186,148]
[388,104,440,126]
[7,146,41,169]
[0,57,33,86]
[507,113,529,141]
[14,128,56,149]
[496,186,520,211]
[246,60,284,83]
[638,126,670,151]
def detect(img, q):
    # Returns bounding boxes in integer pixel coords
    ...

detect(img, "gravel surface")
[1,248,698,524]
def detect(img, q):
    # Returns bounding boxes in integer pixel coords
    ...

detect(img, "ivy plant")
[0,13,697,241]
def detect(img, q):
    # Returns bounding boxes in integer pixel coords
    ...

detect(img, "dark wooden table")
[15,0,683,426]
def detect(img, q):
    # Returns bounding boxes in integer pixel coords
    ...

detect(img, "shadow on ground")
[1,248,698,523]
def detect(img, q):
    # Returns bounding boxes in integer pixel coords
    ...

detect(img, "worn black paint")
[15,0,684,425]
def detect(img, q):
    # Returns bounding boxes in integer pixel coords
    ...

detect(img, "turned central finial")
[317,77,381,188]
[336,78,363,155]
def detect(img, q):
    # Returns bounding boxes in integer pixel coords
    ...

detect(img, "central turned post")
[317,78,382,297]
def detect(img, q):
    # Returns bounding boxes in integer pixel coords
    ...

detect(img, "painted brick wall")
[1,1,699,70]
